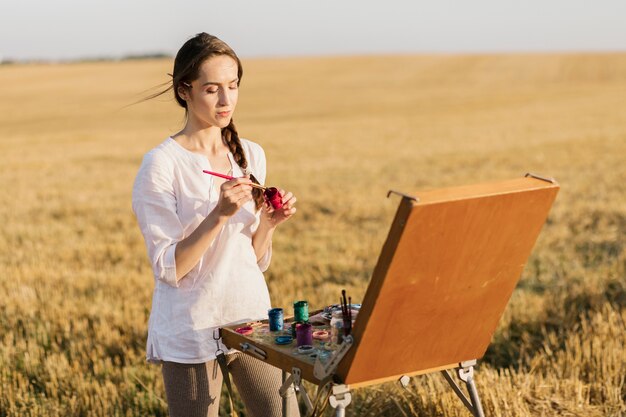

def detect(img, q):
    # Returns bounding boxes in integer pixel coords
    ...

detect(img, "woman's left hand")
[260,189,297,228]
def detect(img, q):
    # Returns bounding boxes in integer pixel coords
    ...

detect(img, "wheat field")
[0,53,625,416]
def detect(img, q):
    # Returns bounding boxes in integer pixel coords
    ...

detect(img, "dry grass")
[0,53,625,416]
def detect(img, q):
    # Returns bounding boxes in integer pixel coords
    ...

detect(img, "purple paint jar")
[295,323,313,347]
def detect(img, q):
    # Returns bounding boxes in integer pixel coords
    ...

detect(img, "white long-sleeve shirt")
[132,137,272,363]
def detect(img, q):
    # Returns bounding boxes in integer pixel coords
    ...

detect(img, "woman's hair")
[150,33,264,210]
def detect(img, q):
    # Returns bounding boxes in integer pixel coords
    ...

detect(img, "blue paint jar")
[268,308,284,331]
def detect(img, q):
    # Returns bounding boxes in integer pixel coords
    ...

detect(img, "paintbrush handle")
[250,183,267,191]
[348,296,352,336]
[202,170,266,191]
[202,170,235,180]
[348,297,352,322]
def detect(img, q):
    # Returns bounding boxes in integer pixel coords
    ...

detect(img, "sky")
[1,0,625,62]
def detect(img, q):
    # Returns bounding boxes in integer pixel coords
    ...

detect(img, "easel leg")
[463,371,485,417]
[280,367,314,417]
[282,370,291,417]
[329,384,351,417]
[441,360,485,417]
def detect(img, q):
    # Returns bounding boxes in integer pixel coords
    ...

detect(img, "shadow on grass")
[484,276,625,371]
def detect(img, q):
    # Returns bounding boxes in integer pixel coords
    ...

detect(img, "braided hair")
[222,120,264,210]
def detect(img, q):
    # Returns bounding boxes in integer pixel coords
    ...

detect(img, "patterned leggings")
[161,352,300,417]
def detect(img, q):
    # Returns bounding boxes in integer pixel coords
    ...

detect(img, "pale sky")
[1,0,625,61]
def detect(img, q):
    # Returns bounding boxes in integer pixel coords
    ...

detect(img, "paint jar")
[350,308,359,327]
[293,300,309,323]
[275,335,293,345]
[235,326,254,336]
[296,323,313,347]
[264,187,283,210]
[317,349,331,363]
[268,308,284,331]
[312,330,330,341]
[330,310,344,345]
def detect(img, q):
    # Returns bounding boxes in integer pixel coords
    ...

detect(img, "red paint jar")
[264,187,283,210]
[235,326,254,336]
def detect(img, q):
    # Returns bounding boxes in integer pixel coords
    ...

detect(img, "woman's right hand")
[215,177,253,217]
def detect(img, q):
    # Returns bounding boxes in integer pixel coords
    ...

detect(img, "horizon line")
[3,48,626,65]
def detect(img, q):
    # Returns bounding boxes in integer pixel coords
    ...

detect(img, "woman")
[132,33,299,417]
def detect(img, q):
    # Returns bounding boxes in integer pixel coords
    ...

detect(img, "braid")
[223,120,264,210]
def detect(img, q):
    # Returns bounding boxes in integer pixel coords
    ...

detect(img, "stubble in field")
[0,54,624,416]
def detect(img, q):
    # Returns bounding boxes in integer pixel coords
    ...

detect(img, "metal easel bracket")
[279,367,314,415]
[524,172,557,184]
[387,190,420,202]
[311,337,354,417]
[441,360,485,417]
[328,384,352,417]
[313,335,353,380]
[239,342,267,361]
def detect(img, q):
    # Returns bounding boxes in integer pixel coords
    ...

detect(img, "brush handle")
[202,170,266,191]
[202,170,235,180]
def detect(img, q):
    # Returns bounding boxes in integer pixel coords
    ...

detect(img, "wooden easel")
[221,174,559,416]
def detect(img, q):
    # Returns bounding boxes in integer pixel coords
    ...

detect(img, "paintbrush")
[202,170,266,191]
[348,296,352,336]
[342,290,352,337]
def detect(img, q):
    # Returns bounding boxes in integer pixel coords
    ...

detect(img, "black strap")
[216,351,238,417]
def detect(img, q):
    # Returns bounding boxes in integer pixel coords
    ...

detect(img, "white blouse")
[132,137,272,364]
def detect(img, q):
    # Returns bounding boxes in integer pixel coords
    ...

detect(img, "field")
[0,53,625,416]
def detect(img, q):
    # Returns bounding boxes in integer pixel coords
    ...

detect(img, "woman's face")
[182,55,239,129]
